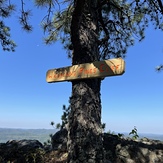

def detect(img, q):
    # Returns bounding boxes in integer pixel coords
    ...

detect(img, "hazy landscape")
[0,128,56,144]
[0,128,163,144]
[127,133,163,141]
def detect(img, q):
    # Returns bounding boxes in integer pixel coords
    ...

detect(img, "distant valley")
[0,128,56,144]
[124,133,163,141]
[0,128,163,144]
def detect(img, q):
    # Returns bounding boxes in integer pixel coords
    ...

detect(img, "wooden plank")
[46,58,125,83]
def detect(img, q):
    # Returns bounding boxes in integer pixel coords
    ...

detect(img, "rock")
[6,139,43,149]
[0,139,45,163]
[103,133,163,163]
[0,132,163,163]
[51,128,67,152]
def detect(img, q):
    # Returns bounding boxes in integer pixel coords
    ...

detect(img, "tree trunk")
[67,0,104,162]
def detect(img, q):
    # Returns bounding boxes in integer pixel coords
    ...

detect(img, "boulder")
[51,128,67,152]
[5,139,43,149]
[0,139,45,163]
[103,133,163,163]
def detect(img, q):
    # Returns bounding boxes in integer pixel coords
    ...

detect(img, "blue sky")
[0,2,163,134]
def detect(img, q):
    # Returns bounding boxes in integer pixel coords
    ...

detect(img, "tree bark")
[67,0,104,162]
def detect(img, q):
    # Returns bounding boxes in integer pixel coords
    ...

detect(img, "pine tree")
[2,0,163,162]
[35,0,163,162]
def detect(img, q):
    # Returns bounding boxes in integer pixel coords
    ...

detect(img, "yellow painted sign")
[46,58,125,83]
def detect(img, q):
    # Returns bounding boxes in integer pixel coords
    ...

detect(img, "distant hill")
[0,128,56,144]
[0,128,163,145]
[119,132,163,141]
[138,133,163,141]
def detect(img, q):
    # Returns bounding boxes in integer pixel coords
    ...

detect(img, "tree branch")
[157,0,163,15]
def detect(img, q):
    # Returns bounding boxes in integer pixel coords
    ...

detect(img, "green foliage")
[0,21,16,51]
[15,0,33,32]
[55,123,61,129]
[129,126,139,140]
[0,0,15,17]
[35,0,55,7]
[156,64,163,72]
[0,0,16,51]
[98,0,163,59]
[107,129,116,135]
[43,135,52,146]
[0,0,33,52]
[106,130,124,138]
[102,123,106,131]
[106,127,140,140]
[34,0,163,59]
[39,1,73,57]
[1,0,163,56]
[61,105,70,128]
[50,121,55,127]
[22,148,45,163]
[44,105,70,146]
[54,105,70,130]
[117,133,125,138]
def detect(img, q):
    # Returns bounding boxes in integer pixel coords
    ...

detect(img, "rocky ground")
[0,129,163,163]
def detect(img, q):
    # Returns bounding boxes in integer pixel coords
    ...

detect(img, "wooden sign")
[46,58,125,83]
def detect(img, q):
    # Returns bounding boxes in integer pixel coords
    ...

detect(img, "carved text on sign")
[46,58,125,83]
